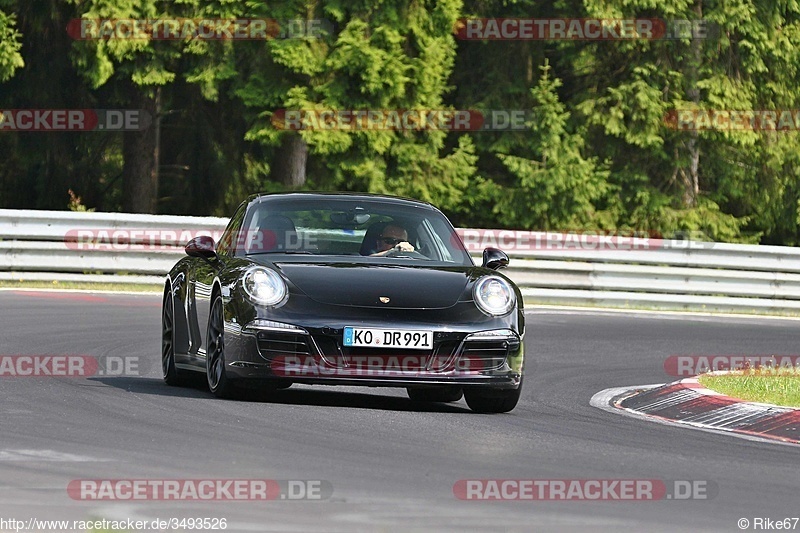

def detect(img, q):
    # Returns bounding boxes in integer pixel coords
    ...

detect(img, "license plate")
[343,327,433,350]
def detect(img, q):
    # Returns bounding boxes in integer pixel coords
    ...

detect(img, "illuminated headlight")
[242,267,287,307]
[473,276,515,316]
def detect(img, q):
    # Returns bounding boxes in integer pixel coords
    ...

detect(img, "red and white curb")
[590,375,800,446]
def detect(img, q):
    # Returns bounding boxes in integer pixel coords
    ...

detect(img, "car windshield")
[234,197,473,265]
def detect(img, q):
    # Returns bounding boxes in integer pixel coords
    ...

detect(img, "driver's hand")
[394,241,415,252]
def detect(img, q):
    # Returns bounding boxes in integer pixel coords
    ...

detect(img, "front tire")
[464,377,523,413]
[162,288,186,386]
[206,294,236,399]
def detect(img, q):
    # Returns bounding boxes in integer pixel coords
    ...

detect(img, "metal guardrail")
[0,208,225,277]
[1,208,799,313]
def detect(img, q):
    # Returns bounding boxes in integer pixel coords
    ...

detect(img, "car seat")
[253,214,297,252]
[359,222,389,255]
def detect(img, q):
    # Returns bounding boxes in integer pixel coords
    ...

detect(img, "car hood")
[273,262,474,309]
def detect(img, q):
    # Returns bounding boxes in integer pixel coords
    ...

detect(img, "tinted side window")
[215,203,246,257]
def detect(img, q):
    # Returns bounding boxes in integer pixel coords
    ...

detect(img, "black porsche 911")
[162,192,524,413]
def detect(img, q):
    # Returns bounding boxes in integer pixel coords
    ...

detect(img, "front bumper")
[223,319,524,389]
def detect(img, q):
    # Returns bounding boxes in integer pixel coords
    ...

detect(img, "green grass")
[0,279,160,293]
[698,368,800,407]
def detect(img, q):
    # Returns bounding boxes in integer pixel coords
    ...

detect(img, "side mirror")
[482,247,509,270]
[185,235,217,259]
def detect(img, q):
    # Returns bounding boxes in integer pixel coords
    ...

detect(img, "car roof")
[243,191,438,211]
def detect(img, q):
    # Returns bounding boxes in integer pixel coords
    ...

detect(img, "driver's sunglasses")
[379,236,405,246]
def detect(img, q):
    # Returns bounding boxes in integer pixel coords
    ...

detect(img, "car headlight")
[473,276,515,316]
[242,267,287,307]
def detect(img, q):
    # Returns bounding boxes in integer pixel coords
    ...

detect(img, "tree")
[572,0,800,242]
[492,61,611,230]
[0,1,23,82]
[66,0,179,213]
[227,0,477,211]
[0,0,117,211]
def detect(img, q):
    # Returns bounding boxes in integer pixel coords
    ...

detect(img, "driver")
[371,224,415,256]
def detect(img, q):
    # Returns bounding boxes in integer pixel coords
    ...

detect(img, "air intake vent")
[257,332,312,358]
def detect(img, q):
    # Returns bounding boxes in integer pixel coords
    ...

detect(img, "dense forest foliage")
[1,1,800,245]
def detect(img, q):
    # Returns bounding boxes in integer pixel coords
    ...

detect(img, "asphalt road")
[0,290,798,532]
